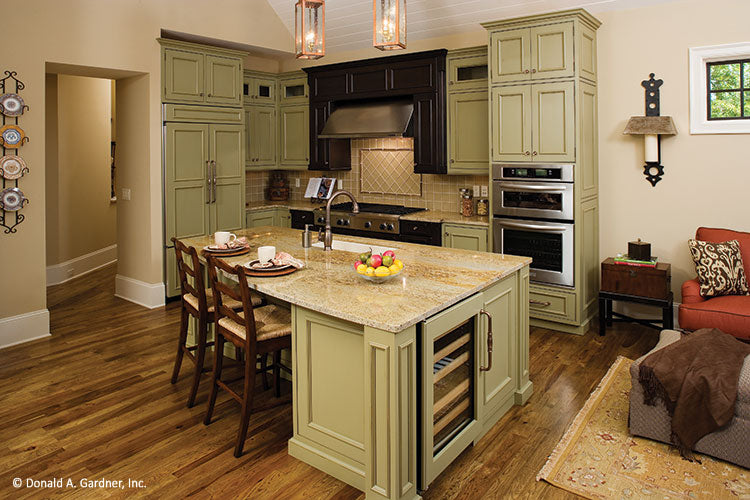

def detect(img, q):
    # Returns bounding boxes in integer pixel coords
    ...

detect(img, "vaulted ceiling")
[267,0,677,53]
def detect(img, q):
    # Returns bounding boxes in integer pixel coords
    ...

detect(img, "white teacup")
[258,246,276,264]
[215,231,237,246]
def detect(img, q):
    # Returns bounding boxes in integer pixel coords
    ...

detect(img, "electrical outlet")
[121,188,131,201]
[472,185,480,196]
[338,179,343,189]
[295,178,300,188]
[481,185,488,197]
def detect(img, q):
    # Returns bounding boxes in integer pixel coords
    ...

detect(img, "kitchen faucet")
[322,190,359,251]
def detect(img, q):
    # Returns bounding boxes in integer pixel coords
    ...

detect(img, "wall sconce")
[373,0,406,51]
[623,73,677,186]
[295,0,325,60]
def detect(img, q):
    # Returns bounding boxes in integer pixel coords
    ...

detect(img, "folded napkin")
[250,251,305,270]
[211,237,250,250]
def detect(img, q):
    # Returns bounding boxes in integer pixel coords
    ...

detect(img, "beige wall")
[45,75,116,266]
[596,0,750,300]
[0,0,291,323]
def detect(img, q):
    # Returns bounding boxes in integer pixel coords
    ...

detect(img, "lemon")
[393,259,404,270]
[365,266,376,276]
[388,264,400,275]
[356,264,367,274]
[374,266,391,277]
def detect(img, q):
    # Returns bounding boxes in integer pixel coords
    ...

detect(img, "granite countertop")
[181,227,529,333]
[400,210,489,227]
[247,202,490,227]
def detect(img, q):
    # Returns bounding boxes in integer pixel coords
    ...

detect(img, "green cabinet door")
[448,90,489,174]
[164,49,205,103]
[254,77,277,104]
[477,275,517,423]
[279,76,308,104]
[531,81,575,162]
[276,208,291,228]
[491,85,532,162]
[210,124,245,233]
[443,224,488,252]
[489,28,530,84]
[279,104,309,169]
[205,55,242,106]
[246,105,277,169]
[530,22,574,80]
[246,209,276,228]
[164,123,211,297]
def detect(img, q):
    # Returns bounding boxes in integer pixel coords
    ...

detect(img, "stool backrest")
[172,237,207,313]
[206,255,258,353]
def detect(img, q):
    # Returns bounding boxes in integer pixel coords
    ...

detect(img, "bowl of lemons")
[353,249,404,283]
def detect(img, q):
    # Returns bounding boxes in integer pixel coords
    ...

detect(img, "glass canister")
[459,188,474,217]
[476,198,489,216]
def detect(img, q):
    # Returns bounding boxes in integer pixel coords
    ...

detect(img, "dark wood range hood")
[303,49,448,174]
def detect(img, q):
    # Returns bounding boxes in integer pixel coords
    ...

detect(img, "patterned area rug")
[537,356,750,499]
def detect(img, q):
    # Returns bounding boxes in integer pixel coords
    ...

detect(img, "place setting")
[244,245,305,277]
[202,231,252,257]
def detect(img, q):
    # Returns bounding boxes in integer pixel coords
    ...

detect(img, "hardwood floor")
[0,264,660,499]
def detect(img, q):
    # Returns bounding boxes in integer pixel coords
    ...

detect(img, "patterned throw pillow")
[688,239,748,297]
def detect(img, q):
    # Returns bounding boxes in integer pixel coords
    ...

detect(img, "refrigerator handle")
[211,160,217,203]
[206,160,212,204]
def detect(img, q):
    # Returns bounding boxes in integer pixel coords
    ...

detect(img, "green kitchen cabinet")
[279,74,309,104]
[442,224,488,252]
[245,105,277,170]
[244,72,277,104]
[277,208,291,227]
[278,104,309,170]
[246,208,277,228]
[164,122,245,297]
[491,81,574,163]
[447,48,488,91]
[160,40,244,107]
[447,90,489,174]
[488,22,574,84]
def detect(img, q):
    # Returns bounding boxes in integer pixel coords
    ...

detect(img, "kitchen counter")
[245,200,319,212]
[400,209,489,227]
[181,226,527,333]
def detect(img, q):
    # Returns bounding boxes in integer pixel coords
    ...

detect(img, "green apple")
[382,255,393,267]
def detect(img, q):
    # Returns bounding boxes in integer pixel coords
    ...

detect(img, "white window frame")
[690,43,750,134]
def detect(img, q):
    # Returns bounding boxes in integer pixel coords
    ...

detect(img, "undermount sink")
[312,239,396,255]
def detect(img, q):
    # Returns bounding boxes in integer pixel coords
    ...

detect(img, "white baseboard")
[47,244,118,286]
[612,301,682,329]
[0,309,51,350]
[115,275,166,309]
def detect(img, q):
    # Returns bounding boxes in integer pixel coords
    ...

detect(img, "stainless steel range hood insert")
[318,100,414,139]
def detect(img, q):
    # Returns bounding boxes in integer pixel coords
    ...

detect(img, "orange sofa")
[679,227,750,340]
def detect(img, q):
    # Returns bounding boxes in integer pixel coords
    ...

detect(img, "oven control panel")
[503,167,560,179]
[493,163,574,183]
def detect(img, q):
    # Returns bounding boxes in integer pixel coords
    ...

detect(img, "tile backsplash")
[246,138,489,213]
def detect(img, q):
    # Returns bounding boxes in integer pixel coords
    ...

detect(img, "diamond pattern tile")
[360,149,421,196]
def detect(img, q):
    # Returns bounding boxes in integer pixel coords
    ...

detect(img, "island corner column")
[363,324,421,500]
[515,266,533,405]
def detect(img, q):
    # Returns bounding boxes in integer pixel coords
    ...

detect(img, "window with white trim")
[690,43,750,134]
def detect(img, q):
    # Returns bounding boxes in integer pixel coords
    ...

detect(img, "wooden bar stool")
[170,237,263,407]
[203,255,292,457]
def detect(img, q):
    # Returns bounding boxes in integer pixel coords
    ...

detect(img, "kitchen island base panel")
[288,437,366,491]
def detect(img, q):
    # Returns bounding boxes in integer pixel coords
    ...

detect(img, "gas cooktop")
[312,202,426,235]
[329,202,425,216]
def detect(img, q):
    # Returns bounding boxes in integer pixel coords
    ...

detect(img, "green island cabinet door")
[279,104,309,169]
[448,90,489,174]
[210,124,245,233]
[246,209,276,228]
[530,22,574,80]
[205,55,242,106]
[164,49,205,103]
[164,122,210,297]
[247,106,277,169]
[443,224,488,252]
[491,85,532,162]
[276,208,291,228]
[531,81,575,162]
[489,28,530,84]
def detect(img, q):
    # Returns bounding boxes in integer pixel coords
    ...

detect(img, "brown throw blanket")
[638,328,750,461]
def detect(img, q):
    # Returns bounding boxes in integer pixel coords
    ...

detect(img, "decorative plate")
[203,245,247,254]
[0,187,28,211]
[245,260,293,272]
[0,125,26,147]
[0,155,27,180]
[0,93,26,116]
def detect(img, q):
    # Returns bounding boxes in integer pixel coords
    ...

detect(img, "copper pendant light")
[373,0,406,50]
[295,0,325,59]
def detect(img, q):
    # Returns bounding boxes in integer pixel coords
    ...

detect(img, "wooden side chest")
[600,258,671,300]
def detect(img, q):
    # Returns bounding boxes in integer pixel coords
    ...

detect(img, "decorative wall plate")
[0,155,27,179]
[0,124,26,147]
[0,93,25,116]
[0,187,27,211]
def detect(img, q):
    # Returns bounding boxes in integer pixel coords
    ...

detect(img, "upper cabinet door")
[205,55,242,106]
[530,22,574,80]
[531,81,575,162]
[164,49,205,103]
[448,55,488,91]
[210,124,245,233]
[247,106,277,169]
[448,91,489,174]
[254,77,276,104]
[279,77,309,104]
[489,28,530,84]
[491,85,532,162]
[279,104,309,168]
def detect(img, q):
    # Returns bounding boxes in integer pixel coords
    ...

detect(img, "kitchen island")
[182,227,531,500]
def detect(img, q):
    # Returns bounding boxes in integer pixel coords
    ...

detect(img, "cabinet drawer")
[311,72,348,98]
[528,286,576,322]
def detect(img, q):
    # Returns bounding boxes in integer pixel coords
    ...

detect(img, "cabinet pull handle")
[532,151,538,156]
[479,309,493,372]
[530,299,551,307]
[524,69,530,74]
[211,160,217,203]
[208,93,213,97]
[444,232,449,236]
[199,92,204,97]
[524,151,530,156]
[205,161,212,204]
[449,80,454,85]
[450,158,455,163]
[531,69,537,73]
